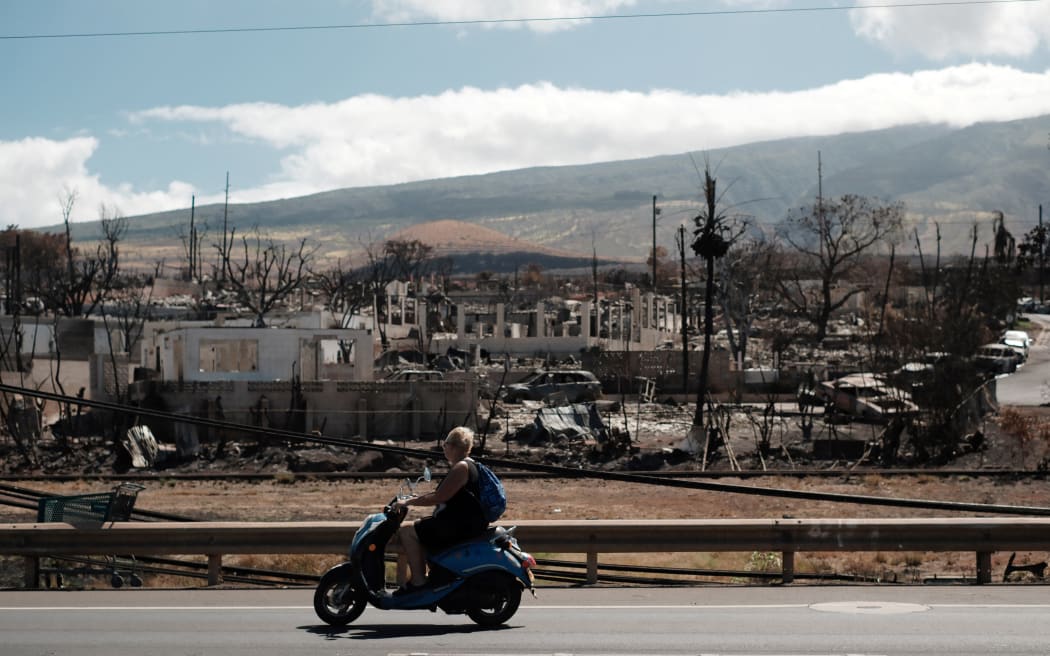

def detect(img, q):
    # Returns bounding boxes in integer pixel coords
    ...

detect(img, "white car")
[1001,330,1032,360]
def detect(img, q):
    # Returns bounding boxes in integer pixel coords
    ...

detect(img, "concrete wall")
[0,318,105,359]
[142,326,374,383]
[129,377,478,441]
[428,295,682,357]
[128,324,481,441]
[0,360,92,426]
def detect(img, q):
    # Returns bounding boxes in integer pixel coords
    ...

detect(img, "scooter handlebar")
[384,497,410,519]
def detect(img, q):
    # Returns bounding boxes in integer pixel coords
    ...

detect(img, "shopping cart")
[37,482,146,587]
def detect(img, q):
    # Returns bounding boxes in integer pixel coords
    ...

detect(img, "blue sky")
[3,0,1050,228]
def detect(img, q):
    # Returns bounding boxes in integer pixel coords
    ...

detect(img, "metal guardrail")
[4,518,1049,588]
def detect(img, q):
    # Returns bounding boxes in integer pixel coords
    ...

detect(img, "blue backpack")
[469,458,507,523]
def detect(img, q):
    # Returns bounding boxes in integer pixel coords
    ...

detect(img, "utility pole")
[676,224,689,393]
[817,151,823,224]
[189,195,196,282]
[591,243,599,322]
[5,234,20,315]
[652,195,660,291]
[1040,204,1045,302]
[221,171,230,282]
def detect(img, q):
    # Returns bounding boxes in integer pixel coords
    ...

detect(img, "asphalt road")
[2,586,1048,656]
[6,320,1049,656]
[995,313,1050,406]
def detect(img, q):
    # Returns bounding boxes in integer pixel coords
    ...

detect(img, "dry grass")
[8,405,1050,588]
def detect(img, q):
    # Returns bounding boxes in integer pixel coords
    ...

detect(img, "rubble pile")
[0,385,1036,478]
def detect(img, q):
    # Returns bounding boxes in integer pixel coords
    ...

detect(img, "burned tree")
[175,196,208,283]
[362,238,435,350]
[714,232,775,369]
[218,228,317,327]
[688,165,733,442]
[311,258,370,365]
[776,194,903,342]
[384,238,434,283]
[0,228,46,463]
[312,258,368,329]
[99,272,155,404]
[877,220,1017,463]
[31,193,126,318]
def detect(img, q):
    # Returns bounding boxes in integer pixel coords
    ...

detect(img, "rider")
[393,426,489,593]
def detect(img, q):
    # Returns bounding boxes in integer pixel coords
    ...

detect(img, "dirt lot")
[4,401,1050,587]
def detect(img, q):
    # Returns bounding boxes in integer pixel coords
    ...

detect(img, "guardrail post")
[976,551,992,584]
[782,551,795,584]
[23,556,39,589]
[208,554,223,586]
[586,550,598,585]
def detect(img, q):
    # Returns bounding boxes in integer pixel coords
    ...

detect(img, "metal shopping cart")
[37,482,145,587]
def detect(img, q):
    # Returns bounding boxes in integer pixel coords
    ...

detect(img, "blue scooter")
[314,469,536,627]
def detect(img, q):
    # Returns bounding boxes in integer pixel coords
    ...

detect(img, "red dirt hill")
[387,219,591,260]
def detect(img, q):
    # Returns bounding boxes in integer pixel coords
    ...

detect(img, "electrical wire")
[1,0,1041,40]
[2,381,1049,516]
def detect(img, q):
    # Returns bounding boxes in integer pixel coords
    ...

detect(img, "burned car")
[817,372,918,421]
[974,343,1021,375]
[501,369,603,403]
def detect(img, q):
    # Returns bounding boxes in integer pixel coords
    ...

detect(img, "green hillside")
[65,114,1050,259]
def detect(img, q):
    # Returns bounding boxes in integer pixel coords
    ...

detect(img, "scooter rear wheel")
[314,569,367,626]
[466,574,522,627]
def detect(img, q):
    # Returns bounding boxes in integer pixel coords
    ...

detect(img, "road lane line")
[3,602,1050,611]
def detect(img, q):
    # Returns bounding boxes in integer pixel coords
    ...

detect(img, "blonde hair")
[444,426,474,453]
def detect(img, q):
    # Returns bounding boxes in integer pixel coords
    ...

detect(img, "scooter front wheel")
[314,568,367,626]
[466,574,522,627]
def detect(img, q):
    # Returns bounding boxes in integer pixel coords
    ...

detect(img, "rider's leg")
[397,524,427,586]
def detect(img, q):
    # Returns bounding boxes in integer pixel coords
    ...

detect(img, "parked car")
[974,344,1020,375]
[817,372,918,420]
[1001,330,1032,360]
[501,370,603,403]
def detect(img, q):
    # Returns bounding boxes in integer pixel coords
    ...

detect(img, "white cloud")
[8,62,1050,227]
[0,137,194,228]
[850,1,1050,59]
[370,0,639,32]
[133,62,1050,187]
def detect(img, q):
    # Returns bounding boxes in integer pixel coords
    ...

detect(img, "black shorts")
[414,514,486,554]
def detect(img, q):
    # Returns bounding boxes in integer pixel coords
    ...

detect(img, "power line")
[1,0,1041,41]
[1,381,1047,516]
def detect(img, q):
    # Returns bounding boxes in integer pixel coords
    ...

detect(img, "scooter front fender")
[320,560,378,605]
[319,560,355,581]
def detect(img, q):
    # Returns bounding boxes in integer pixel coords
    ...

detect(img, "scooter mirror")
[423,466,432,482]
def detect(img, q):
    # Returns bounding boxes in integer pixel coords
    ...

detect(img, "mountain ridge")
[63,114,1050,261]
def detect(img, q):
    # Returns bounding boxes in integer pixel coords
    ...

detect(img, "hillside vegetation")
[62,114,1050,264]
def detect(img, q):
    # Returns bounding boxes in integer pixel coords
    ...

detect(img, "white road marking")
[2,602,1050,612]
[810,601,928,615]
[386,653,889,656]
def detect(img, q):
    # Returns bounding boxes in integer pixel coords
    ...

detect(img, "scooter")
[314,468,536,627]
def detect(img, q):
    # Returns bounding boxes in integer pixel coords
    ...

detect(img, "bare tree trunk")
[693,251,715,429]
